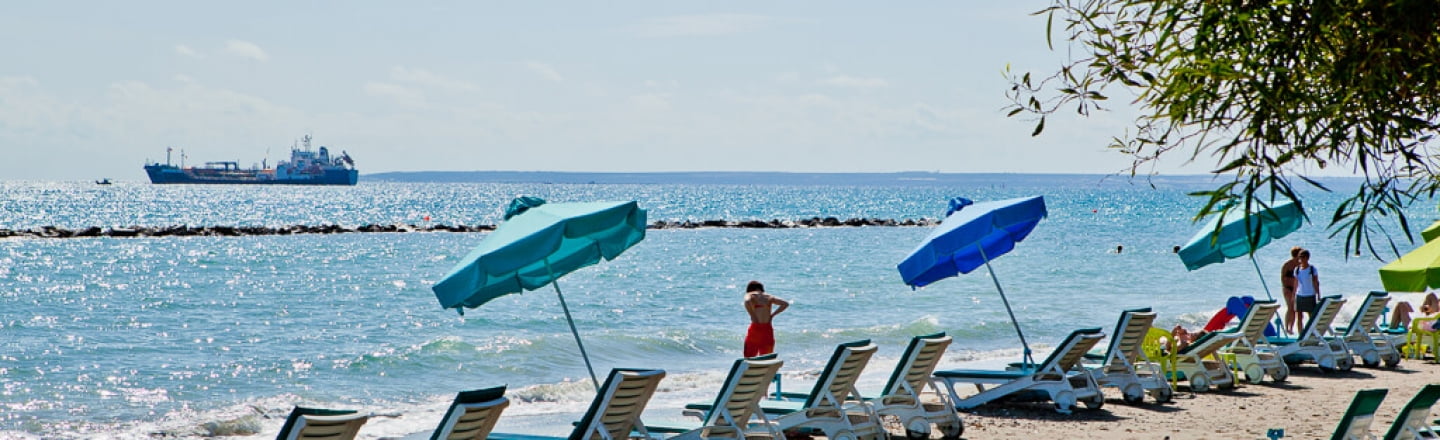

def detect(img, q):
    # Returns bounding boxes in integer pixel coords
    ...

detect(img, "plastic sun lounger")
[685,340,884,440]
[492,368,666,440]
[1332,388,1388,440]
[1271,295,1355,373]
[1220,300,1290,384]
[274,407,370,440]
[1085,308,1175,404]
[646,355,785,440]
[430,386,510,440]
[1382,383,1440,440]
[866,332,963,440]
[1171,329,1240,393]
[1334,291,1404,368]
[934,327,1107,414]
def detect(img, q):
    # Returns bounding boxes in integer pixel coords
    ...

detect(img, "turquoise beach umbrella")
[431,197,647,389]
[1177,200,1304,301]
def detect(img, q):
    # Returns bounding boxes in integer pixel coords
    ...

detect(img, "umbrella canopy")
[898,196,1047,287]
[1422,220,1440,243]
[897,196,1047,364]
[431,197,647,388]
[1177,200,1304,272]
[1378,239,1440,292]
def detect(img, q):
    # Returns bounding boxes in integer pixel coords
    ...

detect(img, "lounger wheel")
[904,418,930,440]
[937,421,963,439]
[1271,364,1290,382]
[1083,392,1104,410]
[1336,356,1354,372]
[1244,364,1265,384]
[1383,352,1402,368]
[1121,383,1145,405]
[1052,390,1077,414]
[1189,374,1211,393]
[1361,350,1380,368]
[1150,386,1174,403]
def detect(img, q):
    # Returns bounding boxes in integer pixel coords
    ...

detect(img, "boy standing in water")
[743,281,790,357]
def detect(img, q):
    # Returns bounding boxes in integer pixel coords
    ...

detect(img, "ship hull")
[144,164,358,185]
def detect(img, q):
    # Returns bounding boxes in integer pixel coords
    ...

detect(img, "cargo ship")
[143,135,358,185]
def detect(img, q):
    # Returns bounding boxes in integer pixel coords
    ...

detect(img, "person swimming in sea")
[743,280,790,357]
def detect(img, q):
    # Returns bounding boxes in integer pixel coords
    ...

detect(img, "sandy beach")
[954,360,1439,439]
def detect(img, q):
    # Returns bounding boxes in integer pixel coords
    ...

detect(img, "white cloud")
[362,81,425,107]
[631,14,775,38]
[174,44,201,58]
[818,75,889,88]
[389,67,479,92]
[523,61,564,83]
[224,40,269,62]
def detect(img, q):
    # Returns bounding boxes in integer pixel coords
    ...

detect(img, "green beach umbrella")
[1421,220,1440,243]
[431,197,647,389]
[1378,240,1440,292]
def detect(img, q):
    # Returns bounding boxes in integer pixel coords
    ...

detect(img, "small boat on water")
[143,135,358,185]
[95,178,112,185]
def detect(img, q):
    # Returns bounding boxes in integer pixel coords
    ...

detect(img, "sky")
[0,1,1225,181]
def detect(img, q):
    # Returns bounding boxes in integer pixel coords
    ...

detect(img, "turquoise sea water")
[0,176,1429,439]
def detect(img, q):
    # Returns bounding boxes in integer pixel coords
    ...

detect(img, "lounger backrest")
[570,368,666,440]
[1035,327,1104,379]
[432,386,509,440]
[1105,309,1155,372]
[802,340,878,412]
[1346,292,1390,337]
[1238,301,1281,342]
[285,413,370,440]
[881,332,952,398]
[1383,383,1440,440]
[1177,330,1238,358]
[1331,388,1388,440]
[276,407,363,440]
[702,356,784,437]
[1305,296,1347,339]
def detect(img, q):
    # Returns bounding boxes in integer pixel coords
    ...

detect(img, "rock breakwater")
[0,217,939,239]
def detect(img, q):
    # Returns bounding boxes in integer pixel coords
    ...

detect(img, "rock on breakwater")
[0,217,939,239]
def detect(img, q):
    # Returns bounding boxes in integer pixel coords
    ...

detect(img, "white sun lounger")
[648,356,785,440]
[685,340,885,440]
[1333,291,1403,368]
[275,407,370,440]
[1220,300,1290,384]
[430,386,510,440]
[934,327,1106,414]
[1085,308,1174,404]
[867,333,963,439]
[491,368,666,440]
[1171,329,1240,393]
[1271,295,1354,372]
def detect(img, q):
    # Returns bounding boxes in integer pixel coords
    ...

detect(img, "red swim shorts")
[744,322,775,357]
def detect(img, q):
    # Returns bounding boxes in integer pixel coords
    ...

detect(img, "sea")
[0,174,1430,439]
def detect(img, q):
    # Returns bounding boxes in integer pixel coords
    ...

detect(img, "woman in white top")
[1293,249,1321,327]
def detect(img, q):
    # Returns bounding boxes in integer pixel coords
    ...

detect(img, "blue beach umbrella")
[1177,199,1304,301]
[431,197,647,389]
[898,196,1047,365]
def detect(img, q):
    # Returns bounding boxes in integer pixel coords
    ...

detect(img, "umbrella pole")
[1248,255,1275,301]
[542,257,600,392]
[1248,255,1290,337]
[978,246,1033,366]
